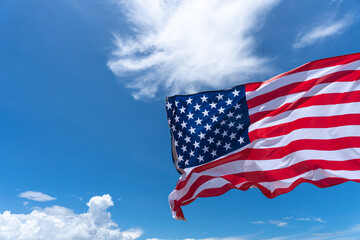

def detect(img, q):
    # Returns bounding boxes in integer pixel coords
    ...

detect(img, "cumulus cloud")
[108,0,280,99]
[293,15,353,49]
[0,194,143,240]
[18,191,56,202]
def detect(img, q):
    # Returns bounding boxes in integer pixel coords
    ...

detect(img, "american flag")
[166,52,360,220]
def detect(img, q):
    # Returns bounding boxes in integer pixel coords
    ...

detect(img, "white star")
[166,102,172,110]
[225,98,233,105]
[181,121,187,128]
[238,137,245,144]
[207,137,214,144]
[220,120,226,126]
[216,140,222,147]
[186,98,193,105]
[201,95,208,102]
[236,123,244,130]
[224,142,231,151]
[227,112,234,118]
[198,155,204,162]
[178,154,183,162]
[234,103,241,110]
[189,126,196,134]
[221,130,228,137]
[204,123,211,131]
[214,128,220,135]
[232,89,240,97]
[209,102,217,108]
[195,118,202,125]
[172,109,175,116]
[218,107,225,114]
[235,114,242,120]
[175,101,179,107]
[171,125,176,132]
[187,112,194,120]
[174,115,180,122]
[194,103,201,111]
[189,150,195,157]
[229,132,236,140]
[202,146,209,153]
[211,115,218,122]
[174,140,178,147]
[193,141,200,148]
[185,136,191,143]
[179,106,186,114]
[181,145,187,152]
[168,118,171,125]
[216,93,224,101]
[185,159,189,165]
[202,109,209,117]
[228,121,235,128]
[198,132,205,139]
[177,131,183,138]
[211,150,217,157]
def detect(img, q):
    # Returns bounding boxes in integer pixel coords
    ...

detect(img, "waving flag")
[165,52,360,220]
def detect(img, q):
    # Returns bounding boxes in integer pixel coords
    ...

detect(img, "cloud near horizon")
[0,194,143,240]
[108,0,280,100]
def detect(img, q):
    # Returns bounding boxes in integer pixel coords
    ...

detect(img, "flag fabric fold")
[165,52,360,220]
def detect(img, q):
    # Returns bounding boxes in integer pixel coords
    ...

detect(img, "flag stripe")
[249,102,360,132]
[246,57,360,96]
[247,69,360,109]
[172,169,360,218]
[249,80,360,119]
[175,146,360,192]
[249,114,360,139]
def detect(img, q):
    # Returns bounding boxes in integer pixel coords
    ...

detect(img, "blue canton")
[166,85,251,170]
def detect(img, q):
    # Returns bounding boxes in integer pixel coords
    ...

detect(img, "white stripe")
[246,60,360,100]
[250,125,360,149]
[171,146,360,200]
[258,169,360,193]
[169,177,232,204]
[249,102,360,132]
[175,125,360,187]
[205,148,360,175]
[249,79,360,116]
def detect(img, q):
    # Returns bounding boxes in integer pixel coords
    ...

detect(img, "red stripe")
[234,137,360,160]
[245,82,262,92]
[250,90,360,124]
[257,177,360,199]
[245,52,360,92]
[172,182,237,219]
[173,175,360,219]
[249,114,360,140]
[247,70,360,109]
[231,159,360,182]
[175,136,360,190]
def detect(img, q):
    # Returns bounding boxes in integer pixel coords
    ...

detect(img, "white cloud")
[0,194,143,240]
[252,216,325,228]
[108,0,280,99]
[293,15,353,49]
[18,191,56,202]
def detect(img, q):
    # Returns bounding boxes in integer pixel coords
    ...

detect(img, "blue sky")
[1,0,360,239]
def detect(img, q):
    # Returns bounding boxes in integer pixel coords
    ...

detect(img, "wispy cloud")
[0,194,143,240]
[293,15,354,49]
[108,0,280,100]
[18,191,56,202]
[252,216,325,228]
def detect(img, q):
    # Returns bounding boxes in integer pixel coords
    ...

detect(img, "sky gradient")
[1,0,360,239]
